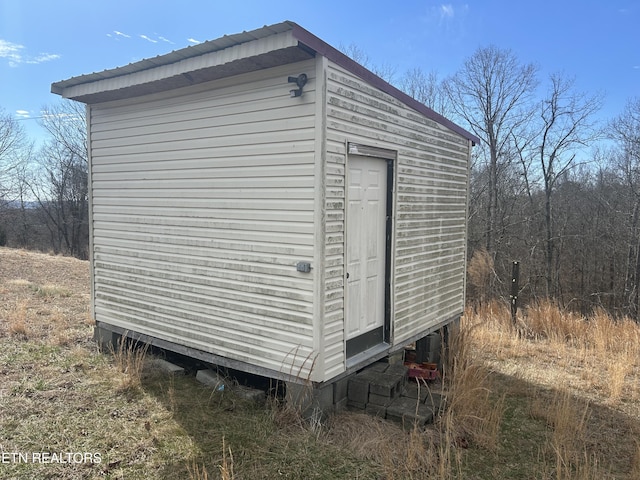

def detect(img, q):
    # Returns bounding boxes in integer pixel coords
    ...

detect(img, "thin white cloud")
[440,4,455,18]
[107,30,175,46]
[439,3,469,19]
[15,110,30,119]
[0,39,25,66]
[187,38,202,45]
[419,3,469,43]
[28,53,61,64]
[0,38,59,67]
[139,34,158,43]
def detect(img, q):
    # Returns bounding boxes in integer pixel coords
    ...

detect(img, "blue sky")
[1,0,638,144]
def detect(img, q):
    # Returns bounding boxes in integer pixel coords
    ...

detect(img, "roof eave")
[50,23,305,104]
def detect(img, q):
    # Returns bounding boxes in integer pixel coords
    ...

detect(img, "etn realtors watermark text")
[1,452,102,464]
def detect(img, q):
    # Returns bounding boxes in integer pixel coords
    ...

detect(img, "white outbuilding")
[52,21,476,390]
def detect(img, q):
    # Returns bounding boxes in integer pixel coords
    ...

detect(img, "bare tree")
[610,98,640,316]
[444,45,538,253]
[7,147,35,248]
[29,100,89,258]
[31,140,88,257]
[0,108,29,204]
[519,74,603,297]
[338,42,397,83]
[0,108,31,244]
[40,100,87,163]
[400,67,452,117]
[610,97,640,154]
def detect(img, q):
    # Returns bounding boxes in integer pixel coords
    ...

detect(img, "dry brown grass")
[6,300,29,338]
[188,461,211,480]
[441,321,506,452]
[110,335,150,393]
[467,247,495,305]
[465,298,640,478]
[0,249,91,348]
[468,299,640,407]
[322,319,507,479]
[325,410,459,479]
[632,441,640,479]
[186,437,234,480]
[531,388,596,478]
[218,436,234,480]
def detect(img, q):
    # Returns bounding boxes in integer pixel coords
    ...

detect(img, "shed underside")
[94,312,460,386]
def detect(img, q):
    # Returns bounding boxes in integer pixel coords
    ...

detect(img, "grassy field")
[1,247,639,479]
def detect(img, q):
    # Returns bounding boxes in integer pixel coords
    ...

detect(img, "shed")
[51,21,476,388]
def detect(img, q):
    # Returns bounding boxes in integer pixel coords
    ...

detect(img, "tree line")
[408,46,639,318]
[0,101,88,259]
[1,45,639,317]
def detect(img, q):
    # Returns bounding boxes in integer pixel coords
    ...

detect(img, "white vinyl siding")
[323,152,347,378]
[324,62,470,354]
[89,60,319,378]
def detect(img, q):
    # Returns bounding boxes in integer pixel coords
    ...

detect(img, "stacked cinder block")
[385,397,435,428]
[347,362,407,415]
[346,361,439,428]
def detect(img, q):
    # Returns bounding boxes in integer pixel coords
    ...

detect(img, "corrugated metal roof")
[51,21,297,93]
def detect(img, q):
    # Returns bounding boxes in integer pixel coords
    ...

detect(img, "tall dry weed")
[522,302,640,357]
[326,412,461,480]
[531,388,602,479]
[549,450,601,480]
[584,307,640,368]
[471,299,512,330]
[110,335,149,392]
[551,306,636,403]
[7,301,29,338]
[547,389,589,453]
[218,436,234,480]
[467,247,495,306]
[513,303,639,379]
[464,300,529,360]
[589,308,619,355]
[476,300,640,404]
[442,320,505,451]
[631,441,640,479]
[606,348,635,404]
[188,461,210,480]
[524,300,583,343]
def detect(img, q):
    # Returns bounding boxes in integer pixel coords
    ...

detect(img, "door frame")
[344,142,396,359]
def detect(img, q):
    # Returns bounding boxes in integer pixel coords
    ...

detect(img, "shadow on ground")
[138,353,640,480]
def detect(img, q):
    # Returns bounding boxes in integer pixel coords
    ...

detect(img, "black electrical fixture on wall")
[288,73,307,97]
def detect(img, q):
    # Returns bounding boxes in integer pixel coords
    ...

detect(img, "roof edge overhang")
[51,25,313,104]
[51,20,478,144]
